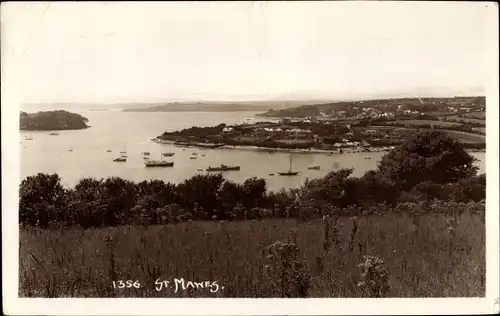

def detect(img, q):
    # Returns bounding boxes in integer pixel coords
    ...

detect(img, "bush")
[378,131,478,191]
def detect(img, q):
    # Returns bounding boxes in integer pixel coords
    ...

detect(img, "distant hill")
[258,96,486,118]
[23,100,336,112]
[121,100,334,112]
[20,110,89,131]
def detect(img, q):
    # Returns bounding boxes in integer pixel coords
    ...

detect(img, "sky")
[2,1,497,104]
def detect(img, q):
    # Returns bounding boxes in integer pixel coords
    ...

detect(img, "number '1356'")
[112,280,141,289]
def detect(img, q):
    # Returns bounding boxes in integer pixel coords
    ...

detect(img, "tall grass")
[19,205,485,298]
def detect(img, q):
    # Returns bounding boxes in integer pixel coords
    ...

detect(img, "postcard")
[2,1,499,315]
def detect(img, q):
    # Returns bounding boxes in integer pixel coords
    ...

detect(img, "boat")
[308,165,321,170]
[206,164,240,172]
[49,132,59,136]
[269,173,275,176]
[142,152,150,156]
[68,149,73,152]
[364,157,371,160]
[192,152,198,156]
[113,157,126,162]
[145,160,174,167]
[118,144,127,157]
[278,155,299,176]
[201,154,206,157]
[162,152,175,157]
[107,150,112,152]
[190,156,197,160]
[25,133,33,140]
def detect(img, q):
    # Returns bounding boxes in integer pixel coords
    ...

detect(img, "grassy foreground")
[19,210,485,298]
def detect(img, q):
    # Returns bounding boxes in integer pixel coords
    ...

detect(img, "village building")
[287,128,313,139]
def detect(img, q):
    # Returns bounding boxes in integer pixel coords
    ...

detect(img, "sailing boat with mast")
[278,155,299,176]
[113,143,128,162]
[119,143,127,158]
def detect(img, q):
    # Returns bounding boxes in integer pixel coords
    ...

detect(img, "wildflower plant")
[357,255,390,297]
[262,239,310,297]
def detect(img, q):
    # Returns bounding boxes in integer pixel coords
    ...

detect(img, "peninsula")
[153,96,485,152]
[20,110,90,131]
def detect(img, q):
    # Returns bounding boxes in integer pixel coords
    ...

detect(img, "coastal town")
[153,96,486,153]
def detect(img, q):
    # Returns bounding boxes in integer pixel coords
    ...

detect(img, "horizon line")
[22,93,486,106]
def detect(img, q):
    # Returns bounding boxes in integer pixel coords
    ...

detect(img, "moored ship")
[144,160,174,167]
[206,164,240,172]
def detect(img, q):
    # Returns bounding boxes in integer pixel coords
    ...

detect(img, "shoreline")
[151,138,485,155]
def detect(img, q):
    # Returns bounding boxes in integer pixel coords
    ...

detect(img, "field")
[390,120,461,127]
[463,111,486,120]
[442,116,486,125]
[20,209,485,298]
[436,130,486,143]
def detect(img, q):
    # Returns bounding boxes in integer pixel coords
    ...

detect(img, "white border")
[2,1,499,315]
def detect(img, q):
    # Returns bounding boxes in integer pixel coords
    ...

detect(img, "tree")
[344,170,400,206]
[449,173,486,202]
[67,177,106,227]
[242,177,267,209]
[377,131,478,191]
[137,179,176,206]
[175,173,225,218]
[99,177,138,226]
[299,168,353,208]
[19,173,68,227]
[218,180,245,210]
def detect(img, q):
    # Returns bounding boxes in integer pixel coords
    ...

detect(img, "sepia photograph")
[2,1,499,315]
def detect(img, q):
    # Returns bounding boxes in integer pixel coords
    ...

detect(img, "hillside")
[20,110,89,131]
[258,96,485,118]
